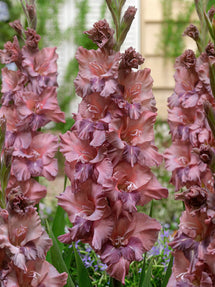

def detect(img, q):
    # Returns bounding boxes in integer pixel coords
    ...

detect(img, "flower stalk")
[0,2,67,285]
[165,1,215,285]
[58,0,168,284]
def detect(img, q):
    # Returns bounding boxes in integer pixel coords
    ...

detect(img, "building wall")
[140,0,197,119]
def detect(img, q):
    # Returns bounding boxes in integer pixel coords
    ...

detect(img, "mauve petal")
[75,119,94,140]
[138,173,168,205]
[6,270,20,286]
[9,211,42,245]
[7,177,47,204]
[69,217,92,241]
[92,217,114,250]
[31,133,58,163]
[11,158,31,181]
[58,232,72,244]
[127,237,144,261]
[167,273,177,287]
[29,158,43,177]
[101,243,121,265]
[42,158,58,180]
[60,131,97,163]
[106,131,124,149]
[118,191,140,213]
[130,213,161,252]
[29,260,68,287]
[106,257,129,285]
[114,162,152,192]
[96,158,113,185]
[23,47,58,78]
[90,129,106,147]
[120,69,154,105]
[40,87,65,123]
[127,102,142,119]
[200,272,213,287]
[12,252,26,270]
[33,229,52,258]
[13,131,32,149]
[138,143,163,167]
[100,79,118,97]
[1,68,26,93]
[123,144,140,167]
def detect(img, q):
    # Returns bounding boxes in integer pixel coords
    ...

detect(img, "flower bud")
[84,19,115,50]
[122,6,137,26]
[183,24,200,42]
[26,3,37,30]
[9,20,24,37]
[208,6,215,21]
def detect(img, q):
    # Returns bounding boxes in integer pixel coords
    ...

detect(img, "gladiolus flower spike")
[0,4,67,286]
[58,1,168,284]
[165,3,215,286]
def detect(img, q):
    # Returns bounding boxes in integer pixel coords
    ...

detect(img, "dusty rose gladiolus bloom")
[0,21,65,205]
[165,41,215,285]
[58,18,168,283]
[0,18,67,286]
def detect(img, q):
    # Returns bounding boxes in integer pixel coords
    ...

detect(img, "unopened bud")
[84,19,114,50]
[122,6,137,25]
[206,42,215,57]
[27,4,37,29]
[179,49,196,69]
[183,24,200,42]
[120,47,144,70]
[208,6,215,21]
[116,6,137,51]
[9,20,23,37]
[199,144,213,164]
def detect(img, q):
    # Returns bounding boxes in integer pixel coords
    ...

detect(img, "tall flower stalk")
[0,1,67,285]
[58,0,168,284]
[165,1,215,285]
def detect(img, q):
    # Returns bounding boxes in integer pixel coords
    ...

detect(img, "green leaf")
[73,242,92,287]
[46,220,75,287]
[52,206,66,238]
[207,0,215,11]
[51,205,65,251]
[138,253,147,287]
[161,254,173,287]
[139,258,153,287]
[110,278,123,287]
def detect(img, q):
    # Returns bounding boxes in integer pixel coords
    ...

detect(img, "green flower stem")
[204,101,215,139]
[63,175,68,190]
[195,0,210,51]
[111,278,123,287]
[138,252,147,287]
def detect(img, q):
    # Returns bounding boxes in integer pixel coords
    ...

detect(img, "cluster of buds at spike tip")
[0,14,67,287]
[104,0,138,51]
[165,7,215,286]
[58,10,168,284]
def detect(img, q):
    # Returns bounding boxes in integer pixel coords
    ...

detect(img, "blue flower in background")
[0,1,9,22]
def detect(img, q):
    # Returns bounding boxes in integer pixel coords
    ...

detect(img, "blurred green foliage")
[159,0,195,59]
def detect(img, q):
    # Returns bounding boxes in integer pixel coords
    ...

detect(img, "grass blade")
[73,242,92,287]
[52,206,66,239]
[138,253,147,287]
[161,254,173,287]
[46,220,75,287]
[142,259,153,287]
